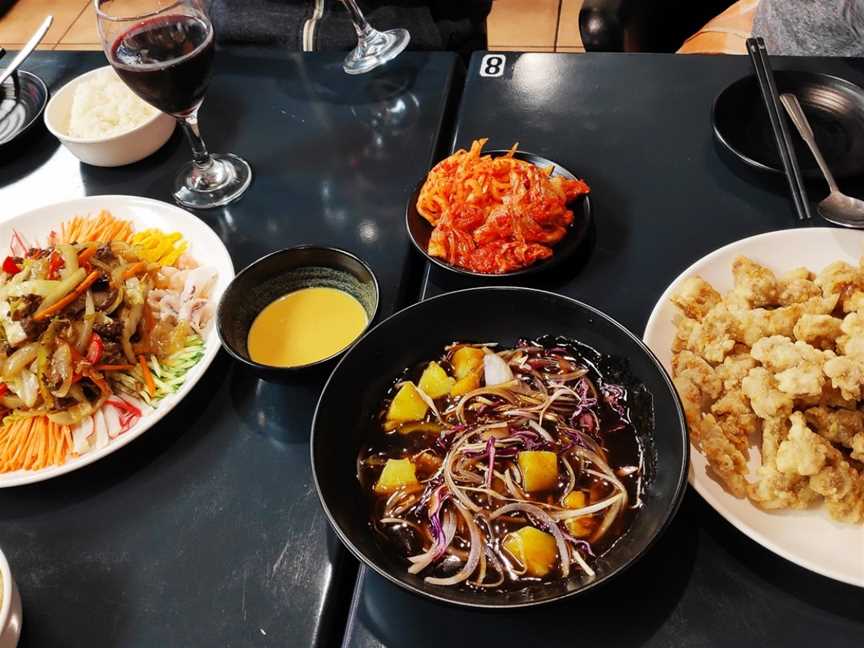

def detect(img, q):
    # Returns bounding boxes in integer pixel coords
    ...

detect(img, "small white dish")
[44,65,175,167]
[0,547,22,648]
[644,227,864,588]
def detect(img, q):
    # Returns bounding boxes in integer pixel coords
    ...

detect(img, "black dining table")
[1,47,863,648]
[343,53,864,647]
[0,48,459,647]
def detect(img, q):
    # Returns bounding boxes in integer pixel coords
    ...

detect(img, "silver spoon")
[780,93,864,227]
[0,15,52,87]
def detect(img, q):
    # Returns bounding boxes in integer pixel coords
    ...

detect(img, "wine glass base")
[343,27,410,75]
[173,153,252,209]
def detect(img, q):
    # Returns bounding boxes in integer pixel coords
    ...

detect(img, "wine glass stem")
[341,0,372,38]
[178,113,213,170]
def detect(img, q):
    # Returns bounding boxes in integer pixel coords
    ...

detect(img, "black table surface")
[343,53,864,647]
[0,49,458,647]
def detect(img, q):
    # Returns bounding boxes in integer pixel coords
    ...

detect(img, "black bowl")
[216,246,379,382]
[406,150,592,279]
[0,70,48,148]
[311,287,688,608]
[713,70,864,178]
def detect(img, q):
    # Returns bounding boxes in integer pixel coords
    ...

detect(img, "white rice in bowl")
[67,67,158,139]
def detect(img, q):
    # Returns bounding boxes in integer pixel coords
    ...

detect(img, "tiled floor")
[0,0,582,52]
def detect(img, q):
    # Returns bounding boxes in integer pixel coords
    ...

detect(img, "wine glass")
[95,0,251,209]
[339,0,410,75]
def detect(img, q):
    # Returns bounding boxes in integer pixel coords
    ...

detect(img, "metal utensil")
[745,37,813,221]
[0,15,52,87]
[780,93,864,227]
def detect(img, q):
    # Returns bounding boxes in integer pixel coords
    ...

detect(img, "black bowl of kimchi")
[311,287,688,608]
[405,149,592,279]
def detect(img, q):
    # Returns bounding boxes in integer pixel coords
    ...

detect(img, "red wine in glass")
[97,0,250,209]
[110,14,214,116]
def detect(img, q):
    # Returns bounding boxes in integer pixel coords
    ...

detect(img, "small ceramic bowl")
[217,246,380,382]
[44,65,175,167]
[0,547,22,648]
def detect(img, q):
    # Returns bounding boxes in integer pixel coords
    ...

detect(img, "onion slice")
[425,502,482,586]
[484,353,514,386]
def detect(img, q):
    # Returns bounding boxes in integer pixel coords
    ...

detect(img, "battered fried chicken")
[668,256,864,524]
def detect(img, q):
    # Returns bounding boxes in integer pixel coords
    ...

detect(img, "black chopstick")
[746,37,813,221]
[0,48,5,63]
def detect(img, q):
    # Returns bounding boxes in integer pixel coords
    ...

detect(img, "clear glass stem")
[341,0,372,38]
[178,112,213,171]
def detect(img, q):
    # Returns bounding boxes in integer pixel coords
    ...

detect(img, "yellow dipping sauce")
[247,287,368,367]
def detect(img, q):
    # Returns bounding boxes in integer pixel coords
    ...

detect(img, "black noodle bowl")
[311,287,688,608]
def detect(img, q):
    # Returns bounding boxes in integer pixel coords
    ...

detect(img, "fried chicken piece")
[852,434,864,463]
[672,351,722,446]
[749,466,821,510]
[715,352,758,391]
[776,412,831,476]
[803,406,864,449]
[793,314,843,350]
[840,311,864,338]
[809,460,864,524]
[731,256,778,308]
[814,260,863,312]
[671,350,722,398]
[778,268,822,305]
[802,294,840,315]
[731,308,772,346]
[683,304,737,364]
[836,334,864,357]
[671,276,722,321]
[842,290,864,314]
[748,416,820,510]
[672,315,699,353]
[711,389,760,455]
[701,413,750,498]
[742,367,794,420]
[750,336,828,397]
[823,355,864,401]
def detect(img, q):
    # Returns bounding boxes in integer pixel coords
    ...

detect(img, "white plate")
[0,195,234,488]
[644,227,864,588]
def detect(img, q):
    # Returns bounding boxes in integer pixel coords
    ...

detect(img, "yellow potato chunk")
[518,450,558,492]
[374,458,418,494]
[563,491,587,509]
[386,383,428,423]
[418,361,455,399]
[502,526,558,577]
[450,370,481,396]
[452,347,485,379]
[564,517,594,538]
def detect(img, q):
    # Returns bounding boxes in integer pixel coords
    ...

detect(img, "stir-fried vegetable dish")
[0,210,216,473]
[415,139,590,274]
[360,338,645,590]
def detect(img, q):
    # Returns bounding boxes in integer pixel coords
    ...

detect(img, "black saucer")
[405,150,592,279]
[713,70,864,178]
[0,70,49,147]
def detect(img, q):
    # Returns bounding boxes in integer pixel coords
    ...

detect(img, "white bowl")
[0,547,22,648]
[44,65,175,167]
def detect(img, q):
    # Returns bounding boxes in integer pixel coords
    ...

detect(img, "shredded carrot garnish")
[138,355,156,397]
[77,245,99,265]
[34,270,101,321]
[60,210,134,245]
[121,261,148,279]
[93,364,135,372]
[0,416,72,473]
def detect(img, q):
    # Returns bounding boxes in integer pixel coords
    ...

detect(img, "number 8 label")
[480,54,506,78]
